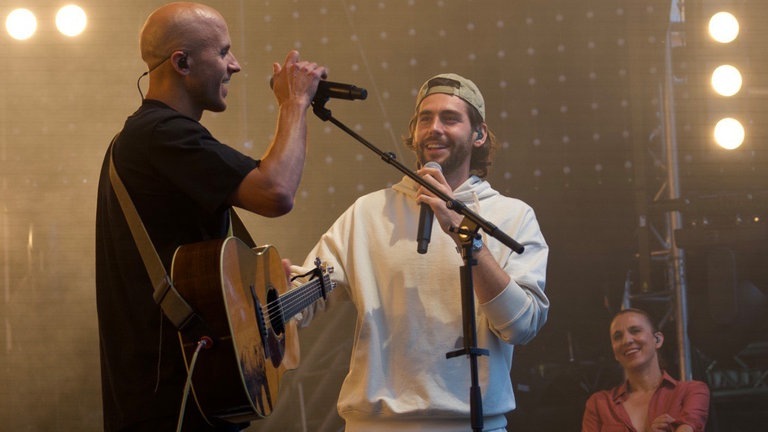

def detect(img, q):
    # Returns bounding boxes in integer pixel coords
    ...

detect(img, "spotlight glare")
[711,64,743,97]
[708,12,739,44]
[5,8,37,40]
[713,117,745,150]
[56,5,88,37]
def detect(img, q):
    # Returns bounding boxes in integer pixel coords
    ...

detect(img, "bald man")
[95,3,327,431]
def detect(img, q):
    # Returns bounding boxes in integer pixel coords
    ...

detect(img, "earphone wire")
[136,71,149,100]
[136,53,174,100]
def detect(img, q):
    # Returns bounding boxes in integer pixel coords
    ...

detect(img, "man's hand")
[415,164,465,246]
[271,50,327,107]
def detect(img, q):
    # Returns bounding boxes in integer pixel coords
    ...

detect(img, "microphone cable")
[176,336,214,432]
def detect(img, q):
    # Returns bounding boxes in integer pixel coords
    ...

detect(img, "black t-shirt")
[95,100,259,431]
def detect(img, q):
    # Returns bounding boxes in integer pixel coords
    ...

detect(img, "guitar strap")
[228,208,256,248]
[108,136,259,329]
[107,138,196,330]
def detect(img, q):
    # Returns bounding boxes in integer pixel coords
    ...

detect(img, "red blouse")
[581,371,710,432]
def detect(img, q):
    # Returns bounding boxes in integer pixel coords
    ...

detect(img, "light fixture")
[713,117,745,150]
[708,11,739,44]
[5,8,37,40]
[711,64,742,97]
[56,5,87,37]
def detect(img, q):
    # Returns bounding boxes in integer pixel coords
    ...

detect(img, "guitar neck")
[278,274,333,321]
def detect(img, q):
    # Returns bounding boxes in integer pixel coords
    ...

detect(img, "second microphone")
[417,161,442,255]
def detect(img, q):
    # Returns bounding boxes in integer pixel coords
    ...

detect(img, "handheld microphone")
[269,78,367,101]
[417,161,442,254]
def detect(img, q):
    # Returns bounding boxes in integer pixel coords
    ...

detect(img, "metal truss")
[624,0,693,381]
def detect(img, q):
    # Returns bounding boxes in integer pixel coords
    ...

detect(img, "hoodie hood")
[392,174,498,205]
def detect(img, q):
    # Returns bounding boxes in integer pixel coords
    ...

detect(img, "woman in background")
[582,308,710,432]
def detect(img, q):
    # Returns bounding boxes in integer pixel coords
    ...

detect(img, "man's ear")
[474,124,488,146]
[172,51,190,73]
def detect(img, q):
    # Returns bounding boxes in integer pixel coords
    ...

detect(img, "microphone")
[417,161,441,255]
[315,80,367,101]
[269,78,367,101]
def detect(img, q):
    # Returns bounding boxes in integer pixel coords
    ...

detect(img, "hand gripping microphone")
[268,77,367,101]
[417,161,442,254]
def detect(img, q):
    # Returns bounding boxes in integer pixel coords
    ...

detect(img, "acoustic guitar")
[170,236,334,424]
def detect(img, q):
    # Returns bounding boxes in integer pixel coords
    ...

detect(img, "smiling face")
[184,13,241,114]
[412,93,485,188]
[610,310,663,373]
[140,3,241,119]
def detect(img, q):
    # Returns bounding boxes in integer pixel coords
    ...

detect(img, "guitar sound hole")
[266,286,285,336]
[250,284,270,354]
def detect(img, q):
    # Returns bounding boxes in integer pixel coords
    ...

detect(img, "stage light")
[5,8,37,40]
[713,117,744,150]
[694,6,753,151]
[708,11,739,44]
[711,64,742,97]
[56,5,87,37]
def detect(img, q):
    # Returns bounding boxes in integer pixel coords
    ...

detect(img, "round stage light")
[713,117,745,150]
[711,64,743,97]
[56,5,87,37]
[708,12,739,44]
[6,8,37,40]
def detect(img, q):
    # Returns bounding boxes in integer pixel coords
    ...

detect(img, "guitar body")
[170,237,295,423]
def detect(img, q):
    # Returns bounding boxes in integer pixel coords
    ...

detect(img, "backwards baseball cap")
[415,73,485,121]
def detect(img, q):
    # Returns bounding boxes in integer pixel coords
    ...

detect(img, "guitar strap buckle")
[154,274,197,330]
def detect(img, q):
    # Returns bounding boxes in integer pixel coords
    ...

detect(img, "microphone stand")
[447,218,489,432]
[312,97,524,431]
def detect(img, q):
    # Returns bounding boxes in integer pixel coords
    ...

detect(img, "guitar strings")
[258,277,327,336]
[261,275,328,317]
[261,279,317,317]
[259,274,333,326]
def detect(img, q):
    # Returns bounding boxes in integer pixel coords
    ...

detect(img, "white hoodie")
[296,175,549,431]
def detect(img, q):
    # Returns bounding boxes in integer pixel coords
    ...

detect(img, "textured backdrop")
[1,1,765,431]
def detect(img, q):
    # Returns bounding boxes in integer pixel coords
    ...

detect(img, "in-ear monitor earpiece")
[178,53,188,69]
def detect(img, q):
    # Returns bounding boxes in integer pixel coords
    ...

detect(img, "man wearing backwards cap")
[293,73,549,431]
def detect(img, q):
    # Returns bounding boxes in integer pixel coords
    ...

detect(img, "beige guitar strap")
[108,140,197,330]
[108,136,258,329]
[228,208,256,248]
